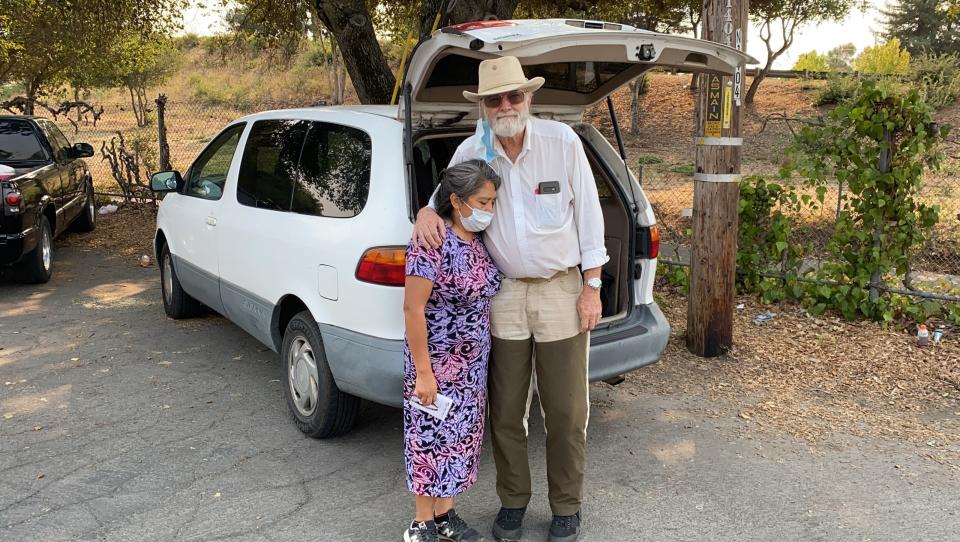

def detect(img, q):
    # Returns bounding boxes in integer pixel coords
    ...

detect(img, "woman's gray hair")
[435,159,501,219]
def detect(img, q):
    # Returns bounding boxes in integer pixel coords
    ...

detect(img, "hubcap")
[41,226,51,272]
[87,190,95,221]
[287,336,320,417]
[162,254,173,305]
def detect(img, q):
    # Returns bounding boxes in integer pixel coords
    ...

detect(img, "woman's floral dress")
[403,224,501,497]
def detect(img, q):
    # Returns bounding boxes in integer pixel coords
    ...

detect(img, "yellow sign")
[723,86,732,129]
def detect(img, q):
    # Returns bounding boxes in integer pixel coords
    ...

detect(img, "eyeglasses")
[482,90,526,108]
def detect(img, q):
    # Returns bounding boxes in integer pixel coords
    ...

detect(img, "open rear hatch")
[401,18,756,126]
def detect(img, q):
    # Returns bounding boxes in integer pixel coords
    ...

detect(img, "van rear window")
[0,119,46,162]
[424,54,633,94]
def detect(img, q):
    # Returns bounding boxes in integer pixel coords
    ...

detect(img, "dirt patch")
[59,203,158,259]
[633,289,960,468]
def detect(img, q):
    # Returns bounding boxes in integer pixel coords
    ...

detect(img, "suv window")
[0,119,47,162]
[293,123,372,218]
[44,122,73,162]
[237,120,309,211]
[185,123,245,200]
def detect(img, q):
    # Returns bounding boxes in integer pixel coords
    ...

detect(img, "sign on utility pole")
[687,0,748,357]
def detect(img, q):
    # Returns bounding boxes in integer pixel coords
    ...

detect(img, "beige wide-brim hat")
[463,56,545,102]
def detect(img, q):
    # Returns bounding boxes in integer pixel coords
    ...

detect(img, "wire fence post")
[870,127,892,305]
[156,94,171,172]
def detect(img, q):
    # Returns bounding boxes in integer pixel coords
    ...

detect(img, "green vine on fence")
[664,80,960,325]
[787,81,950,322]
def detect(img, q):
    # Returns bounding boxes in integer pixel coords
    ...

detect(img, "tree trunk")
[74,87,82,122]
[418,0,520,38]
[315,0,395,104]
[24,80,38,116]
[744,63,769,105]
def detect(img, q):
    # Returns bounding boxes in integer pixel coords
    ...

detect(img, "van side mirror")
[73,142,94,158]
[150,171,183,192]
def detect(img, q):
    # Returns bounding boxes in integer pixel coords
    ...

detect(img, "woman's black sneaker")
[491,507,526,542]
[547,511,581,542]
[404,520,439,542]
[436,509,485,541]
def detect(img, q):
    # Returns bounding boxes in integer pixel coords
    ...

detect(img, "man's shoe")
[436,509,485,542]
[491,507,526,542]
[404,520,440,542]
[546,511,581,542]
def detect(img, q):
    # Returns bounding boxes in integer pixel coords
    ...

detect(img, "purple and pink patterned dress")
[403,224,501,497]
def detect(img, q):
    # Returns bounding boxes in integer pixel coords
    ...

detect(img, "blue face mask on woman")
[458,205,494,232]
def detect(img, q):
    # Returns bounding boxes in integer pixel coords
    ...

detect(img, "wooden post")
[155,94,171,172]
[686,0,748,357]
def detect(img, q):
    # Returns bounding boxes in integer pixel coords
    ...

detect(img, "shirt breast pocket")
[535,192,565,230]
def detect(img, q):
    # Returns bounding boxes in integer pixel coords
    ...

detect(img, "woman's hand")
[415,372,439,406]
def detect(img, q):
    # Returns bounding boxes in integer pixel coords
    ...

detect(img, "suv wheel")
[16,215,53,283]
[72,183,96,232]
[281,311,359,438]
[160,244,203,319]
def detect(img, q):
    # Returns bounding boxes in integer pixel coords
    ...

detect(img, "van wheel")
[72,183,96,232]
[281,311,359,438]
[160,245,202,319]
[16,215,53,283]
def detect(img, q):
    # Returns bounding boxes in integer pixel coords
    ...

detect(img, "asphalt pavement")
[1,246,957,541]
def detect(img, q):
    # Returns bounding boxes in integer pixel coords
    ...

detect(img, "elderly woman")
[402,160,502,542]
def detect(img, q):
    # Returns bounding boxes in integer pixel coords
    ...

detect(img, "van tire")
[160,245,203,319]
[281,311,359,438]
[16,215,53,283]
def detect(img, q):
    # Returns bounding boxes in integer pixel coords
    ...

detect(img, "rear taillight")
[4,192,21,206]
[648,225,660,259]
[356,247,406,286]
[635,225,660,259]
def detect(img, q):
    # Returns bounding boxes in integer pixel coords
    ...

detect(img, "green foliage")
[664,265,690,295]
[786,80,950,322]
[669,164,694,175]
[736,177,808,297]
[881,0,960,56]
[815,74,861,105]
[909,53,960,108]
[793,51,831,73]
[827,43,857,71]
[0,0,185,102]
[855,38,911,75]
[636,156,663,165]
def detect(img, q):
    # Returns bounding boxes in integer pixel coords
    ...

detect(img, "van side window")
[236,120,309,211]
[293,122,372,218]
[185,123,245,201]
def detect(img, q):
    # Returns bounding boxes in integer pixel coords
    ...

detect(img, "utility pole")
[686,0,748,357]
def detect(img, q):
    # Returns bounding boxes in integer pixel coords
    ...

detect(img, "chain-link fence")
[645,167,960,300]
[31,97,323,200]
[26,92,960,300]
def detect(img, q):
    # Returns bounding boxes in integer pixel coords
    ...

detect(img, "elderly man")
[414,56,607,542]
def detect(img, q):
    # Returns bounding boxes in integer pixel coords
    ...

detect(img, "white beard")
[489,110,529,137]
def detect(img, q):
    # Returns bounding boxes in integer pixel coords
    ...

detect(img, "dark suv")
[0,116,96,282]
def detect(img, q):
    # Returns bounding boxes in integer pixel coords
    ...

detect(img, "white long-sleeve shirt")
[444,117,609,279]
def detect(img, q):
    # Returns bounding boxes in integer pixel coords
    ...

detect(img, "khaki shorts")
[490,268,582,343]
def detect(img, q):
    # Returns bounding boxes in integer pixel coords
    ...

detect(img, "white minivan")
[150,19,750,437]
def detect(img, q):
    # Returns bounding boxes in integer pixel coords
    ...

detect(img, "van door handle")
[205,216,217,226]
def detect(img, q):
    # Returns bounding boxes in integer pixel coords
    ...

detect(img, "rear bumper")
[319,302,670,408]
[0,228,35,266]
